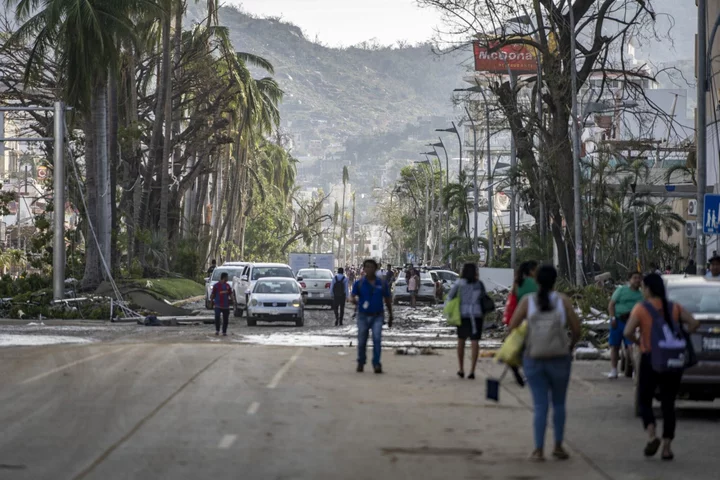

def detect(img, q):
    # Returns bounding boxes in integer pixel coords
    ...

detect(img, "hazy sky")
[229,0,440,47]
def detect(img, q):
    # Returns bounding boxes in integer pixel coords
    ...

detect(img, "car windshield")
[253,280,300,294]
[667,285,720,313]
[298,269,332,279]
[252,267,294,280]
[211,268,244,282]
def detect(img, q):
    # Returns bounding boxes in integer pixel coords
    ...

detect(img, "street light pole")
[464,106,480,257]
[697,0,708,275]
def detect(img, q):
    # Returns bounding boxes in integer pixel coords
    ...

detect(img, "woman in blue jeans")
[509,265,581,461]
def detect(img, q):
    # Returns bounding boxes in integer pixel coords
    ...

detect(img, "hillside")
[215,6,468,156]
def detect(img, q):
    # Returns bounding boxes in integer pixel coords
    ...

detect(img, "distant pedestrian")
[447,263,488,379]
[385,264,395,286]
[503,261,538,387]
[211,272,234,336]
[509,265,581,461]
[330,268,349,326]
[351,259,393,374]
[684,259,697,275]
[624,273,699,461]
[607,271,643,379]
[207,259,217,276]
[408,269,420,308]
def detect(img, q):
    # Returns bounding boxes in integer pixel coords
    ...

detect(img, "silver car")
[296,268,334,307]
[246,278,305,327]
[205,266,245,309]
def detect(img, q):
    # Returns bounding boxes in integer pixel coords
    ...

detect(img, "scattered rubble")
[395,346,438,355]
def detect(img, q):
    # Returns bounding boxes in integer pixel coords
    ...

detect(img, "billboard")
[473,40,537,73]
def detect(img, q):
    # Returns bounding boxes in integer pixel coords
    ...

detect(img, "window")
[251,266,295,280]
[211,268,244,282]
[667,285,720,313]
[297,269,333,279]
[254,280,300,294]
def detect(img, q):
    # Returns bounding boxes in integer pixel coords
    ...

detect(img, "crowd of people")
[340,258,701,463]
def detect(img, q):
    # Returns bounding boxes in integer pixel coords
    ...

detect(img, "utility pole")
[508,70,517,270]
[569,3,584,285]
[464,106,480,257]
[351,192,356,266]
[697,0,708,275]
[53,101,65,300]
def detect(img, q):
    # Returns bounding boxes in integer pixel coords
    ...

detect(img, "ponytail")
[535,265,557,312]
[643,273,674,328]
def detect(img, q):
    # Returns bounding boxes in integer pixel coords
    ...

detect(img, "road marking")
[267,348,303,389]
[247,401,260,415]
[217,434,237,449]
[20,348,124,385]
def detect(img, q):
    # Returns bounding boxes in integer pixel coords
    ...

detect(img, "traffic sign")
[703,194,720,234]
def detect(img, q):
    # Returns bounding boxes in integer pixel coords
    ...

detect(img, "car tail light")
[300,282,306,288]
[325,282,331,289]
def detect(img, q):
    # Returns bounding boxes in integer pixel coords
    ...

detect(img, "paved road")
[1,340,718,479]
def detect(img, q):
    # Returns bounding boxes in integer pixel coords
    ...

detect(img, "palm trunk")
[108,71,120,275]
[93,79,111,279]
[81,111,102,289]
[158,8,172,270]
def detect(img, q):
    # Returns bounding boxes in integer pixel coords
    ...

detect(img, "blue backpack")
[643,301,687,372]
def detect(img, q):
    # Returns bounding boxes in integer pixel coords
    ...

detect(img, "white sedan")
[246,277,305,327]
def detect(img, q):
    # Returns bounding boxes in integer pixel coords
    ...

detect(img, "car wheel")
[393,297,399,305]
[296,314,304,327]
[234,304,242,318]
[247,317,257,327]
[205,299,213,310]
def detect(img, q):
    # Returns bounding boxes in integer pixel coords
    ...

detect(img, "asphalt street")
[1,332,720,479]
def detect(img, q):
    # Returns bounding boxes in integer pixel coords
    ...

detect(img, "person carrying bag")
[509,265,581,462]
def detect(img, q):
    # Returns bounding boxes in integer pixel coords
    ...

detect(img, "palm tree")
[4,0,159,288]
[340,166,349,266]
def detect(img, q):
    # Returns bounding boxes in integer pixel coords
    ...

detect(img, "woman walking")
[447,263,487,380]
[623,273,699,460]
[502,261,539,386]
[509,265,581,461]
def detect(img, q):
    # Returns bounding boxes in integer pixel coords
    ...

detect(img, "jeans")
[332,296,346,324]
[214,307,229,333]
[523,355,572,450]
[357,313,383,366]
[638,353,683,439]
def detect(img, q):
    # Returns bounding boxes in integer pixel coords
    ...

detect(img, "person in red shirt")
[211,272,234,336]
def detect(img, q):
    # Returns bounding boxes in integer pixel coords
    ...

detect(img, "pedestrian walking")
[623,273,699,461]
[408,269,420,308]
[330,268,349,326]
[351,259,393,374]
[509,265,581,461]
[503,261,539,387]
[684,259,697,275]
[607,271,643,379]
[211,272,234,336]
[207,259,217,276]
[447,263,488,379]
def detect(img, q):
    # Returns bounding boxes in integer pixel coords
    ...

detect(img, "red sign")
[473,40,537,74]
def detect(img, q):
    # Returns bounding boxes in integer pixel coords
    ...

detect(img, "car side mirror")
[241,275,248,281]
[297,276,303,282]
[204,277,210,283]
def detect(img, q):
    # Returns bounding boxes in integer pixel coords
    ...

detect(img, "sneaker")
[607,369,618,379]
[373,364,383,374]
[356,364,364,373]
[552,446,570,460]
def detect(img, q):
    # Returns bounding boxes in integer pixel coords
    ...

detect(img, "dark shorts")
[457,316,483,341]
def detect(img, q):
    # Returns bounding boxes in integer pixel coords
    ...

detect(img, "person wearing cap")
[706,255,720,278]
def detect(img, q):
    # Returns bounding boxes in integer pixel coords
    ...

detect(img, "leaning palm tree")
[4,0,160,288]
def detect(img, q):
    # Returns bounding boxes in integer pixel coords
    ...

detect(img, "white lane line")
[247,401,260,415]
[20,348,124,385]
[267,348,303,389]
[217,434,238,449]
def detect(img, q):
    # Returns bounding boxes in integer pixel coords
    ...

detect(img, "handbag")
[443,296,461,326]
[479,281,496,313]
[495,322,527,367]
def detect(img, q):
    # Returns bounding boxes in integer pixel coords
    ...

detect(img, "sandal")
[661,450,674,461]
[644,438,661,457]
[457,371,464,379]
[468,373,475,380]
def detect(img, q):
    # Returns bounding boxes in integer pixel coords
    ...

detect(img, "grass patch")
[128,277,205,301]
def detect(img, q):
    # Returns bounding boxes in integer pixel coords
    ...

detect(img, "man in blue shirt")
[351,259,393,374]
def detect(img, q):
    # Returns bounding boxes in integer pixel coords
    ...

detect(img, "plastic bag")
[495,323,527,367]
[503,292,518,325]
[444,296,461,326]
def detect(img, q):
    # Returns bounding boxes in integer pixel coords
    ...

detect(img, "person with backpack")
[211,272,234,336]
[509,265,581,462]
[447,263,488,380]
[623,273,699,461]
[330,267,349,326]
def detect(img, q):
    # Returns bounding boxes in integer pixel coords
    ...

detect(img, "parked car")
[204,266,246,309]
[432,269,459,297]
[392,271,437,304]
[296,268,334,307]
[634,276,720,414]
[246,277,305,327]
[232,263,296,317]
